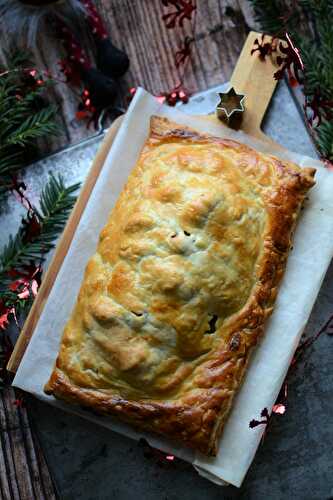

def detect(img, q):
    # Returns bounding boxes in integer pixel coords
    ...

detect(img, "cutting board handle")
[230,31,279,142]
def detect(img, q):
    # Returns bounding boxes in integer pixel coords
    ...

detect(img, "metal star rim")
[216,87,245,120]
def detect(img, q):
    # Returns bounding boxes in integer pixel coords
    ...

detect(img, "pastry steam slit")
[205,314,218,334]
[170,230,192,238]
[131,311,143,317]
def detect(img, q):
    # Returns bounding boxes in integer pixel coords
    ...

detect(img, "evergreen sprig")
[248,0,333,161]
[0,174,80,293]
[0,50,59,201]
[249,0,298,35]
[316,120,333,160]
[3,106,58,148]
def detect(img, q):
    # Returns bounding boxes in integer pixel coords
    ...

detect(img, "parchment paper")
[13,88,333,488]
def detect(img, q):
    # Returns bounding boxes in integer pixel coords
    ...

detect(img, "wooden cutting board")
[7,31,283,373]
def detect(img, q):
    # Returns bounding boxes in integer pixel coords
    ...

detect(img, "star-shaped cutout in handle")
[216,87,245,123]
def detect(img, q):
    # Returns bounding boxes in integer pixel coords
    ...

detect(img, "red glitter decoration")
[20,68,48,92]
[12,179,32,210]
[292,313,333,365]
[11,178,43,244]
[57,23,91,71]
[22,212,42,242]
[175,36,194,68]
[126,87,138,105]
[161,0,196,28]
[138,439,179,467]
[59,59,82,87]
[323,159,333,170]
[0,312,9,330]
[251,34,277,60]
[274,33,304,85]
[272,403,286,415]
[250,382,288,431]
[13,398,25,408]
[9,265,41,301]
[304,89,333,127]
[0,179,43,328]
[249,407,270,429]
[156,84,191,106]
[81,0,108,40]
[75,87,113,130]
[129,85,190,106]
[0,304,14,331]
[270,382,288,418]
[250,396,287,432]
[253,33,304,86]
[157,1,196,105]
[75,88,97,122]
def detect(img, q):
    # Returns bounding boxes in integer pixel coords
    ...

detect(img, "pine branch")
[0,151,22,176]
[4,48,34,70]
[0,50,58,202]
[316,121,333,160]
[0,174,80,291]
[3,106,59,148]
[248,0,293,35]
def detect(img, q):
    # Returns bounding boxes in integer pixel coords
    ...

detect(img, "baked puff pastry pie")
[45,116,315,455]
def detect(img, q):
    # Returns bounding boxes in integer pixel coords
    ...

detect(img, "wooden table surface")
[0,2,260,499]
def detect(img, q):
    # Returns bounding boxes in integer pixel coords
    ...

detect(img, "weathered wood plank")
[0,433,21,500]
[3,390,36,500]
[0,388,57,500]
[0,439,12,500]
[27,411,58,500]
[20,405,57,499]
[0,392,21,500]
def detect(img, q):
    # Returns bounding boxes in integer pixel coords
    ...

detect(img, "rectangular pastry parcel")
[45,116,315,455]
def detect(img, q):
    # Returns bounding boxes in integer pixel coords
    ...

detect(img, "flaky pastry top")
[45,116,315,455]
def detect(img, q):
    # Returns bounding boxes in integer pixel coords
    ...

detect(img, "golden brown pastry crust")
[45,116,315,455]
